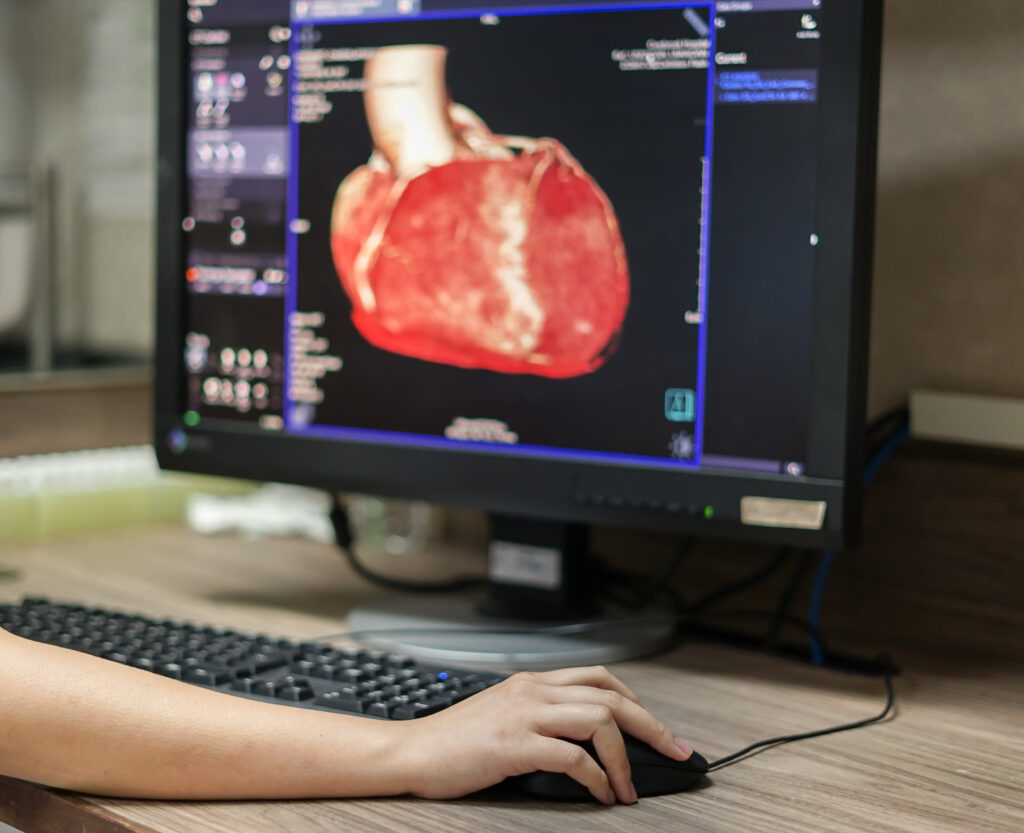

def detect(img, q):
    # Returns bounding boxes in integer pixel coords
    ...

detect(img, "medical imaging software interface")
[181,0,827,478]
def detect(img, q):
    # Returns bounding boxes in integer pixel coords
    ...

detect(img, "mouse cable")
[330,499,485,594]
[313,616,896,771]
[706,659,897,772]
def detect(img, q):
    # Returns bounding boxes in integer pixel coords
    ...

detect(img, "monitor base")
[345,593,676,670]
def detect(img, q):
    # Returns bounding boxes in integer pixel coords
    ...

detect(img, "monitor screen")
[156,0,882,550]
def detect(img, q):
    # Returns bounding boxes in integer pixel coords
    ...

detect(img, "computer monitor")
[155,0,882,659]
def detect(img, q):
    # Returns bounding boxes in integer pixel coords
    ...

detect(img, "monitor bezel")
[155,0,884,549]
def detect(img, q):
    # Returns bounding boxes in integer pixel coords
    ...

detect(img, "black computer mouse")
[509,734,709,800]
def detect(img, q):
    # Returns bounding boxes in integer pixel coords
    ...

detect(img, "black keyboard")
[0,598,504,720]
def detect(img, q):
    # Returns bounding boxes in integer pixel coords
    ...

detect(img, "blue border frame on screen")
[284,0,717,473]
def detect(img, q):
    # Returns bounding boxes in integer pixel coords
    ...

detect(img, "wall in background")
[74,1,156,355]
[0,0,29,172]
[869,0,1024,414]
[1,1,1022,416]
[0,0,32,340]
[2,0,155,357]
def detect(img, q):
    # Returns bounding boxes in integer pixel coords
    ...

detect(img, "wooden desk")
[1,475,1022,833]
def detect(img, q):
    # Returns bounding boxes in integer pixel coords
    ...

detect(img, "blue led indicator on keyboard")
[438,672,449,680]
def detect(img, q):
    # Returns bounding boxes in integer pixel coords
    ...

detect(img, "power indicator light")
[166,429,189,456]
[184,411,201,428]
[704,506,715,520]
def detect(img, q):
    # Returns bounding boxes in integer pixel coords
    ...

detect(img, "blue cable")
[807,550,835,665]
[863,425,910,488]
[806,423,910,664]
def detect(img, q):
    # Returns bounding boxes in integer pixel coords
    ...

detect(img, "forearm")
[0,629,413,799]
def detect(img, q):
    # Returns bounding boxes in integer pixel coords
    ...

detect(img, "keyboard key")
[274,675,307,687]
[185,667,233,686]
[385,654,415,669]
[276,685,315,702]
[366,702,391,718]
[391,699,449,720]
[243,652,293,675]
[450,683,487,705]
[315,691,365,712]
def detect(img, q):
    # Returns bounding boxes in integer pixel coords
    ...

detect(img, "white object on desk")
[187,483,336,544]
[911,389,1024,451]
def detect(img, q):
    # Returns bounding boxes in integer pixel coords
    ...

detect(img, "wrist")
[340,716,428,797]
[386,717,431,797]
[290,711,425,798]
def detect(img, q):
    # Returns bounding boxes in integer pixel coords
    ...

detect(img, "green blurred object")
[0,446,256,544]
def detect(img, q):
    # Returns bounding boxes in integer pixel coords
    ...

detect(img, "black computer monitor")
[155,0,882,653]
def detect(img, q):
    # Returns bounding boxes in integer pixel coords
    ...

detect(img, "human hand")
[400,666,694,805]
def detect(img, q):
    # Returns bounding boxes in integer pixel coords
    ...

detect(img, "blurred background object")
[0,0,154,378]
[0,445,256,546]
[0,172,33,342]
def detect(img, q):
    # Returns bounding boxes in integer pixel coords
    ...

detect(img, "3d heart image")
[330,44,630,378]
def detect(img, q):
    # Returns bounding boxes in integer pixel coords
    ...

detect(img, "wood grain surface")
[0,444,1023,832]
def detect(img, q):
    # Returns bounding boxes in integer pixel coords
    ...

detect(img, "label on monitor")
[488,541,563,590]
[740,497,827,531]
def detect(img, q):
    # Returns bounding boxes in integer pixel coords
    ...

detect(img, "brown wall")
[869,0,1024,415]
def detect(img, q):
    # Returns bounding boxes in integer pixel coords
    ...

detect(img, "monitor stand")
[345,515,677,670]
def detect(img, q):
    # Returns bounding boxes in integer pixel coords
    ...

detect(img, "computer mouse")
[509,733,709,801]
